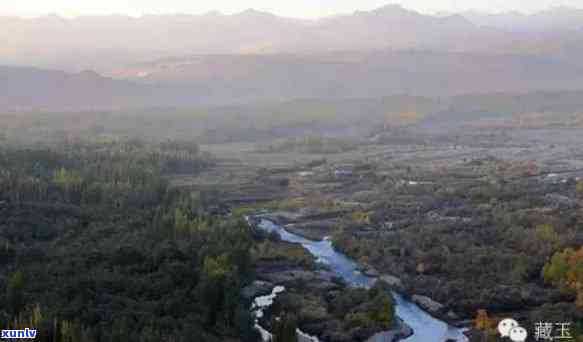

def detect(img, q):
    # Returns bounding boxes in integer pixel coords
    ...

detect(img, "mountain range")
[460,6,583,31]
[112,50,583,95]
[2,4,583,111]
[4,48,583,112]
[2,5,583,72]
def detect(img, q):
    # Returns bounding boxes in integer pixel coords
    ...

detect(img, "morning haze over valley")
[0,1,582,342]
[3,4,583,109]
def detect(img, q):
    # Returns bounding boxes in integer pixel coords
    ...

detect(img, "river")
[257,218,468,342]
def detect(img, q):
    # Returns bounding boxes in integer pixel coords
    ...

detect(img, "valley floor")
[182,128,583,341]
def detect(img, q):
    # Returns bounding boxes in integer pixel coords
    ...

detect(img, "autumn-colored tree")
[475,309,490,330]
[475,309,497,342]
[576,179,583,196]
[543,246,583,308]
[351,211,371,225]
[577,291,583,308]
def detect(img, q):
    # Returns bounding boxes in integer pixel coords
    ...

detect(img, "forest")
[0,139,260,342]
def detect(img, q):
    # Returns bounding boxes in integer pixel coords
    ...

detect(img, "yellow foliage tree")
[543,246,583,308]
[351,211,371,225]
[475,309,490,330]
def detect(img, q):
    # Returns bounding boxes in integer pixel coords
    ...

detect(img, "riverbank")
[251,281,414,342]
[257,212,470,327]
[249,280,413,342]
[247,216,415,342]
[250,216,471,342]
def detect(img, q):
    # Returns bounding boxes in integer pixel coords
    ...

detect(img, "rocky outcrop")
[379,274,405,292]
[297,329,320,342]
[359,263,380,277]
[377,275,464,324]
[365,319,413,342]
[411,294,445,313]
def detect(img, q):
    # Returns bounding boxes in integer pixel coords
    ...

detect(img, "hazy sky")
[2,0,582,18]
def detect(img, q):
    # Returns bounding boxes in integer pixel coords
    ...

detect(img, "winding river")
[257,218,468,342]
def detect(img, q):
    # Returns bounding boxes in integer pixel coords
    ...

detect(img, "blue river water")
[258,219,468,342]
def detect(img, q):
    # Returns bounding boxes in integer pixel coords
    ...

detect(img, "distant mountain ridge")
[2,4,583,71]
[3,4,583,111]
[109,50,583,96]
[4,48,583,112]
[461,7,583,32]
[0,66,206,111]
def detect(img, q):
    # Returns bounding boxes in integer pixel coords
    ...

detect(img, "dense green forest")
[0,140,262,342]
